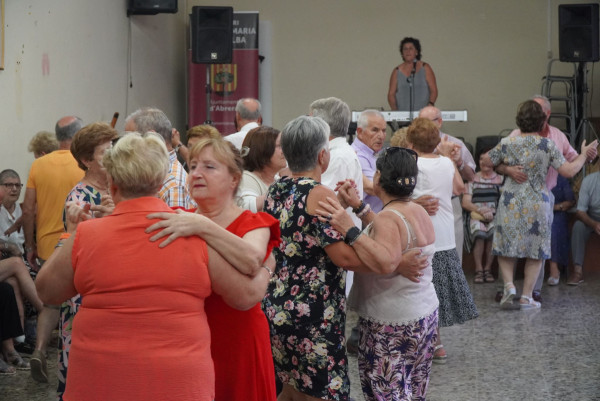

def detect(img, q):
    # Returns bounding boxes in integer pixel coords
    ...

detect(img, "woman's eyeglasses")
[1,183,23,189]
[384,146,418,162]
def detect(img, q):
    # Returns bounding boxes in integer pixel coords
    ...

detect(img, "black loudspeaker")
[559,3,599,62]
[191,6,233,64]
[127,0,177,16]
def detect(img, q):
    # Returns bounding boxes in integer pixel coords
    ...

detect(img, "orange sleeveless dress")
[64,197,214,401]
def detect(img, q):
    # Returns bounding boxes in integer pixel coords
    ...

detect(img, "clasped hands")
[315,179,427,282]
[64,193,115,232]
[477,206,494,222]
[437,135,462,165]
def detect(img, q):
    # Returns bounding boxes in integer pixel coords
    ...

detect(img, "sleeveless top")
[347,209,439,325]
[395,65,430,112]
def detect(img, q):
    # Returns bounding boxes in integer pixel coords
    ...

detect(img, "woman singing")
[388,37,438,112]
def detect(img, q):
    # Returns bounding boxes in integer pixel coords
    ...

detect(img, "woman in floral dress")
[58,123,117,400]
[487,100,595,309]
[263,116,426,401]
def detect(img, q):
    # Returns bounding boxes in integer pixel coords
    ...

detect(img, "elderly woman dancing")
[146,137,281,401]
[487,100,596,309]
[408,118,477,363]
[315,146,439,401]
[36,132,262,401]
[263,116,427,401]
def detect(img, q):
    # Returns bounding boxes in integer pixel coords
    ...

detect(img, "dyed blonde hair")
[28,131,59,157]
[102,132,169,198]
[390,127,411,148]
[187,125,221,143]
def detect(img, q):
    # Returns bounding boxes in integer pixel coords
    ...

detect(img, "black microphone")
[411,59,417,75]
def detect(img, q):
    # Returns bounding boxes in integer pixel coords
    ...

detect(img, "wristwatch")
[344,226,362,246]
[174,143,183,153]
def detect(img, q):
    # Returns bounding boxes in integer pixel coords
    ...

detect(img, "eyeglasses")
[1,183,23,189]
[383,146,418,162]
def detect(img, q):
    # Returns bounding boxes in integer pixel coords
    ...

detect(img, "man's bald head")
[532,95,552,126]
[55,116,84,142]
[418,106,442,129]
[235,98,262,127]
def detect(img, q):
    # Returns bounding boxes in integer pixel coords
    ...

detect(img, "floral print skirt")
[57,294,81,400]
[357,310,438,401]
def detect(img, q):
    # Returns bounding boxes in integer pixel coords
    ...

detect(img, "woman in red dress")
[147,137,280,401]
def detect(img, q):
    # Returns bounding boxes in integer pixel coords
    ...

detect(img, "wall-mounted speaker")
[559,3,599,62]
[127,0,178,16]
[191,6,233,64]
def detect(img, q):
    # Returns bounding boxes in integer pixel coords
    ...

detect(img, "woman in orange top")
[36,132,271,401]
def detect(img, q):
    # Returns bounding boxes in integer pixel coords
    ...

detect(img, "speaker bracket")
[127,0,178,16]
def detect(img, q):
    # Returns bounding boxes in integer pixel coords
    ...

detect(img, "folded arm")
[207,246,272,310]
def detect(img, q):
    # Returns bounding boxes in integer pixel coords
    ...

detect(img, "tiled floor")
[2,272,599,401]
[347,271,600,401]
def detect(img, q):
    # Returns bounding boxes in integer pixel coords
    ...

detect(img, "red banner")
[188,12,259,135]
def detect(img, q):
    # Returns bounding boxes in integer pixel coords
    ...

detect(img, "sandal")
[484,270,495,283]
[5,350,30,370]
[433,344,447,364]
[474,270,484,284]
[0,358,16,375]
[500,283,516,309]
[520,295,541,310]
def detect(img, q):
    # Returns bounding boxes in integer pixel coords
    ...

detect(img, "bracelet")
[262,265,274,278]
[174,143,183,153]
[3,242,7,250]
[55,232,72,248]
[352,201,366,215]
[356,203,371,219]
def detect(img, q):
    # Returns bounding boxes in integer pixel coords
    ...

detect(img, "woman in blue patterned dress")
[263,116,426,401]
[57,122,117,400]
[487,101,595,309]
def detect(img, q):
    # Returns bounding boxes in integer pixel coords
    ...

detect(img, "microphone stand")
[409,60,416,121]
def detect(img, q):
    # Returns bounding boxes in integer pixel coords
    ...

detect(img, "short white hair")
[357,109,385,130]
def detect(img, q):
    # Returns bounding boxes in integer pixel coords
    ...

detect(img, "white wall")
[0,1,185,191]
[1,0,598,196]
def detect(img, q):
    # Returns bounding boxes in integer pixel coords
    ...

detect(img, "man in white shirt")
[309,97,364,353]
[224,98,262,150]
[310,97,363,290]
[309,97,364,223]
